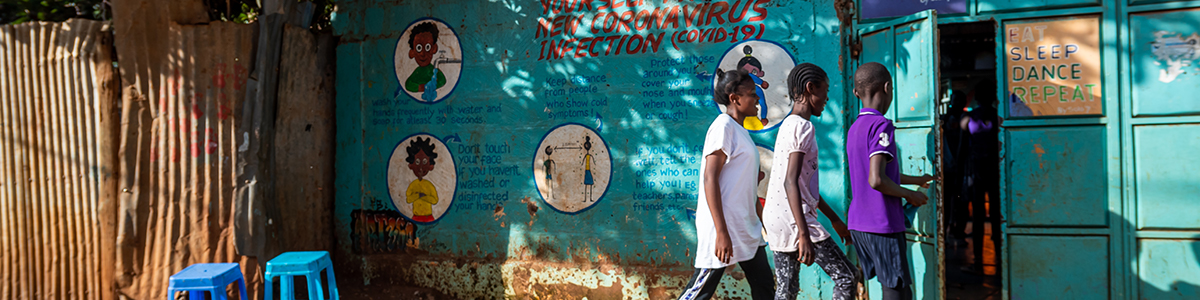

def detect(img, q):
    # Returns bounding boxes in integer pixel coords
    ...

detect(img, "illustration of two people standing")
[542,135,597,203]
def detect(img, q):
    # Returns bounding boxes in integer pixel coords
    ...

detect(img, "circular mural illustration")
[532,124,612,214]
[394,18,463,103]
[388,134,457,223]
[713,40,797,131]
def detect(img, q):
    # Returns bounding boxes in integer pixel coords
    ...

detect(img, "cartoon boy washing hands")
[405,137,440,222]
[404,22,447,96]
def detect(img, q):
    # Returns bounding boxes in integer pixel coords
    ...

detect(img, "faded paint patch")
[373,257,786,299]
[1033,143,1045,169]
[397,259,693,299]
[520,196,539,226]
[1151,31,1200,83]
[493,204,506,219]
[401,259,506,299]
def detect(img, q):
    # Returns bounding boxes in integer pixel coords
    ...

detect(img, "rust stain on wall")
[835,0,855,28]
[520,196,539,226]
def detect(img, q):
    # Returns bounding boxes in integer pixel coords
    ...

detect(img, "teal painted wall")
[332,0,854,298]
[330,0,1200,299]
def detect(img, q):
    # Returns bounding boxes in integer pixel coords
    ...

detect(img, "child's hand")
[906,190,929,207]
[918,174,937,188]
[716,231,733,264]
[797,238,816,266]
[832,221,852,245]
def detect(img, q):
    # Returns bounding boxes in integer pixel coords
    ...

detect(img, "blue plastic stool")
[265,251,339,300]
[167,263,249,300]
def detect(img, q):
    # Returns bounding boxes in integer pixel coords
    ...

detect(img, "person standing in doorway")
[960,81,1003,274]
[943,91,970,243]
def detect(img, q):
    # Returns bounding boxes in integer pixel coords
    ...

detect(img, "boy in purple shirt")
[846,62,935,300]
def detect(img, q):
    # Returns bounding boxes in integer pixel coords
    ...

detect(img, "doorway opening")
[938,21,1003,300]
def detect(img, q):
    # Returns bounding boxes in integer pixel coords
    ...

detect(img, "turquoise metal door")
[854,9,942,300]
[998,13,1117,300]
[1124,6,1200,300]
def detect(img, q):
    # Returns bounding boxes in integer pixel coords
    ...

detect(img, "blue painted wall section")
[332,0,853,298]
[328,0,1200,299]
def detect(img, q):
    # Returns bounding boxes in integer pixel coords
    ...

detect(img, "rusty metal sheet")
[0,19,119,300]
[113,22,260,299]
[111,0,264,298]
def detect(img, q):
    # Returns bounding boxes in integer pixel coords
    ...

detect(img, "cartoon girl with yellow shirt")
[405,137,439,222]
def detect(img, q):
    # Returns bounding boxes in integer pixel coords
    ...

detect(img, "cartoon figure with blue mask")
[404,22,447,98]
[738,45,771,130]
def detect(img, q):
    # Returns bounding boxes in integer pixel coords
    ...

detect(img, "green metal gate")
[853,9,943,300]
[855,0,1200,298]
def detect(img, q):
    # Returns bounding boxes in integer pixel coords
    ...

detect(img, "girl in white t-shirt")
[677,69,775,300]
[764,63,859,300]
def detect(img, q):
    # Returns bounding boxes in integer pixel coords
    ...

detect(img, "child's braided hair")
[786,62,828,101]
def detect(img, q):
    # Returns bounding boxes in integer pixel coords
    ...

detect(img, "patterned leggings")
[773,239,859,300]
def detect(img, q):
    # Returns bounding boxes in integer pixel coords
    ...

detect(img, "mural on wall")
[1151,31,1200,83]
[395,18,463,103]
[1004,16,1102,117]
[533,123,612,213]
[388,134,457,223]
[350,210,419,254]
[714,41,796,130]
[340,1,853,277]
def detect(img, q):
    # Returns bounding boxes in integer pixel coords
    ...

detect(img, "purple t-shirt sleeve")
[867,121,897,160]
[968,117,996,134]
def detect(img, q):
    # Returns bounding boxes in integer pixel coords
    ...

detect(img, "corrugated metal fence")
[0,18,264,300]
[0,19,119,300]
[110,21,261,299]
[0,4,336,299]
